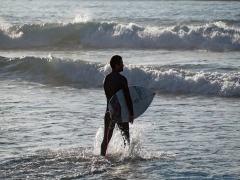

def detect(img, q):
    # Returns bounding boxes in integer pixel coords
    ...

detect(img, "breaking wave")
[0,21,240,51]
[0,56,239,97]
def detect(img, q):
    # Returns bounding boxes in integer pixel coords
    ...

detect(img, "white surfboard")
[108,86,155,122]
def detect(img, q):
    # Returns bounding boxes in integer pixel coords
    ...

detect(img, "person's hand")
[129,116,134,124]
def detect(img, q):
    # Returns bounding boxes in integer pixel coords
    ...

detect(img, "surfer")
[101,55,134,157]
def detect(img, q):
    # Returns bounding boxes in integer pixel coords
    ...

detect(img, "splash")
[73,11,92,23]
[93,124,144,160]
[93,123,175,162]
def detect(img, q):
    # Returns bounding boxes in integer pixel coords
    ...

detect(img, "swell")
[0,56,239,97]
[0,21,240,51]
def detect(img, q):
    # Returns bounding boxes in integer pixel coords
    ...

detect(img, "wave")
[0,21,240,51]
[1,56,239,97]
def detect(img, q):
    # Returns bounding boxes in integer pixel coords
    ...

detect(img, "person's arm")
[122,85,134,115]
[121,82,134,123]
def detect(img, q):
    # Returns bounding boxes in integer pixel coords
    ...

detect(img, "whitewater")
[1,56,240,96]
[1,0,240,179]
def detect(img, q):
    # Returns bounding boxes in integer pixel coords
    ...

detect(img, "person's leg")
[117,122,130,146]
[101,113,115,156]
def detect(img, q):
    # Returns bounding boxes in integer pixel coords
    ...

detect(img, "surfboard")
[108,86,155,122]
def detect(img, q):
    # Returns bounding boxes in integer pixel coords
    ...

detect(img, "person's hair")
[110,55,122,69]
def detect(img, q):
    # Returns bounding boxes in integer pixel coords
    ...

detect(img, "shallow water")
[1,80,240,179]
[1,0,240,179]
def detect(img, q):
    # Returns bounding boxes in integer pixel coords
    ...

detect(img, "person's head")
[110,55,124,72]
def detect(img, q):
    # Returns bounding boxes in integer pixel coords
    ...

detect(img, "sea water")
[0,0,240,179]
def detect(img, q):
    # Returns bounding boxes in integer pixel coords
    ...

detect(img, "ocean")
[0,0,240,179]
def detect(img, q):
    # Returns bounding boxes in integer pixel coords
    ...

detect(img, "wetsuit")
[101,71,134,156]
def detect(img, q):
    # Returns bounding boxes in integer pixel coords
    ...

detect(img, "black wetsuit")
[101,71,134,156]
